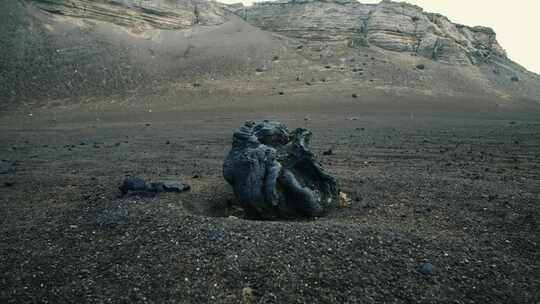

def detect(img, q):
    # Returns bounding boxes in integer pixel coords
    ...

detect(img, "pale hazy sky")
[218,0,539,74]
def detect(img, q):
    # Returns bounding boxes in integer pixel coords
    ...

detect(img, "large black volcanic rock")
[223,121,339,219]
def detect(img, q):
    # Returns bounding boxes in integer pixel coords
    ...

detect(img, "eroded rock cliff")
[229,0,507,65]
[31,0,227,30]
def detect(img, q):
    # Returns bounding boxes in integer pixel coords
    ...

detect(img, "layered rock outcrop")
[229,0,507,65]
[31,0,227,30]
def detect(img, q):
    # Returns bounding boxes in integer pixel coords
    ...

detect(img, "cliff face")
[31,0,227,30]
[230,0,507,65]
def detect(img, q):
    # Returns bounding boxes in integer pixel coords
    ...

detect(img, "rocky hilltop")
[229,0,506,65]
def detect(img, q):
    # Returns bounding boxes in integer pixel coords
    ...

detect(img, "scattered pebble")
[242,287,254,304]
[419,263,434,275]
[339,192,351,207]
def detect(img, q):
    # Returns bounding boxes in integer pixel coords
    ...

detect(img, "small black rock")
[323,149,333,156]
[416,64,425,70]
[119,176,147,195]
[419,263,434,275]
[352,93,358,98]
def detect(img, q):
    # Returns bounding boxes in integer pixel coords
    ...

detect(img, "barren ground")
[1,95,539,303]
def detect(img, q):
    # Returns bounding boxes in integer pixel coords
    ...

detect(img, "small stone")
[419,263,434,275]
[352,93,357,98]
[119,176,147,195]
[416,64,425,70]
[323,149,333,156]
[339,192,351,207]
[161,181,191,193]
[0,161,11,175]
[242,287,254,304]
[278,91,284,95]
[4,181,15,187]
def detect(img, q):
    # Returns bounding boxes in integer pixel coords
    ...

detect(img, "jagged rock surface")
[229,0,507,65]
[223,121,340,219]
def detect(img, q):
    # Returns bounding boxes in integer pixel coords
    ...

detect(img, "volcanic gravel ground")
[1,106,539,303]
